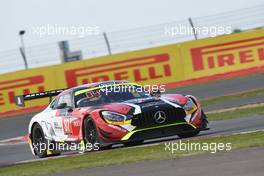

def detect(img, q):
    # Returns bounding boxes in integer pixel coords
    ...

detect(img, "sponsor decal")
[73,120,81,127]
[65,54,172,87]
[53,122,63,130]
[191,36,264,71]
[0,76,45,107]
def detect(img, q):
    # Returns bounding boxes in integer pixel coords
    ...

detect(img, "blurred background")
[0,0,264,73]
[1,2,264,175]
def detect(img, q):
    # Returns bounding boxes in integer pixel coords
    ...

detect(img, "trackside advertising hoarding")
[0,29,264,116]
[181,29,264,80]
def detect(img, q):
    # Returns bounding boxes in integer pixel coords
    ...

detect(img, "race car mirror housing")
[150,89,161,97]
[57,103,67,109]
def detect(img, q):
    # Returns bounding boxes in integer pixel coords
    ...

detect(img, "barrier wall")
[181,29,264,80]
[1,29,264,117]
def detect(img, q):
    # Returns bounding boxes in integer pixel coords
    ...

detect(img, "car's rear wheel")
[32,123,48,158]
[32,124,61,157]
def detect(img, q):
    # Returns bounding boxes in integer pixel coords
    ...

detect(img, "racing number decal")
[63,118,71,134]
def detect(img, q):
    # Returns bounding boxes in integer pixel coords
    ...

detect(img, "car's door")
[54,93,78,141]
[37,98,60,141]
[43,95,68,141]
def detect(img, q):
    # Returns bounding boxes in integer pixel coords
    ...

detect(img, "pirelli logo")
[191,36,264,71]
[65,54,172,87]
[0,76,45,106]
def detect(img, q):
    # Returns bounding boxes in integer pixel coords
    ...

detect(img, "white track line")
[0,136,27,146]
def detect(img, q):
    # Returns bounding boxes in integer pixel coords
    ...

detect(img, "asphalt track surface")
[0,73,264,168]
[54,147,264,176]
[166,73,264,99]
[0,115,264,167]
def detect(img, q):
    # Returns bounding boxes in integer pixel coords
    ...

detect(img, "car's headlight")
[101,111,132,122]
[183,98,196,112]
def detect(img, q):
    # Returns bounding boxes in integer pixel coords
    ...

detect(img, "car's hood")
[161,94,188,105]
[97,97,159,114]
[79,95,187,115]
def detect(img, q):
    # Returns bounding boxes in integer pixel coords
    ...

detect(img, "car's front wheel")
[84,117,98,145]
[83,117,112,151]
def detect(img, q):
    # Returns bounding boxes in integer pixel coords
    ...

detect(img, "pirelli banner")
[0,45,183,116]
[0,29,264,116]
[181,29,264,79]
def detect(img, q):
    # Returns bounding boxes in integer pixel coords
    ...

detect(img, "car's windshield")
[74,85,150,107]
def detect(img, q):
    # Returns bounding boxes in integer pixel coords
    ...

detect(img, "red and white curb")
[0,134,28,146]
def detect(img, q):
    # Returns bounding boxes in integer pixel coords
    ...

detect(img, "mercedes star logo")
[154,111,166,124]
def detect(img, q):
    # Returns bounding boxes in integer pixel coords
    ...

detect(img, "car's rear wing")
[15,89,66,107]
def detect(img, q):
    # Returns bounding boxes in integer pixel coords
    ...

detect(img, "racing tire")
[32,123,48,158]
[201,110,209,129]
[83,117,112,151]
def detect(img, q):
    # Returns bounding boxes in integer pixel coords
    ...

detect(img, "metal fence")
[1,4,264,74]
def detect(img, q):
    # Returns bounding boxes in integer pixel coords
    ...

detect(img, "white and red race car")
[15,81,209,158]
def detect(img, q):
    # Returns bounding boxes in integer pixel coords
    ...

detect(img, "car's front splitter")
[120,122,203,141]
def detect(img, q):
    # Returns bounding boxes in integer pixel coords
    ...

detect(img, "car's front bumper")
[120,122,209,142]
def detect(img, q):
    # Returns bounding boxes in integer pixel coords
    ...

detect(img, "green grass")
[1,131,264,176]
[200,88,264,107]
[208,105,264,121]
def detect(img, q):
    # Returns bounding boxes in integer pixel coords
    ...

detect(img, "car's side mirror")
[150,89,161,97]
[67,107,73,113]
[56,103,67,109]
